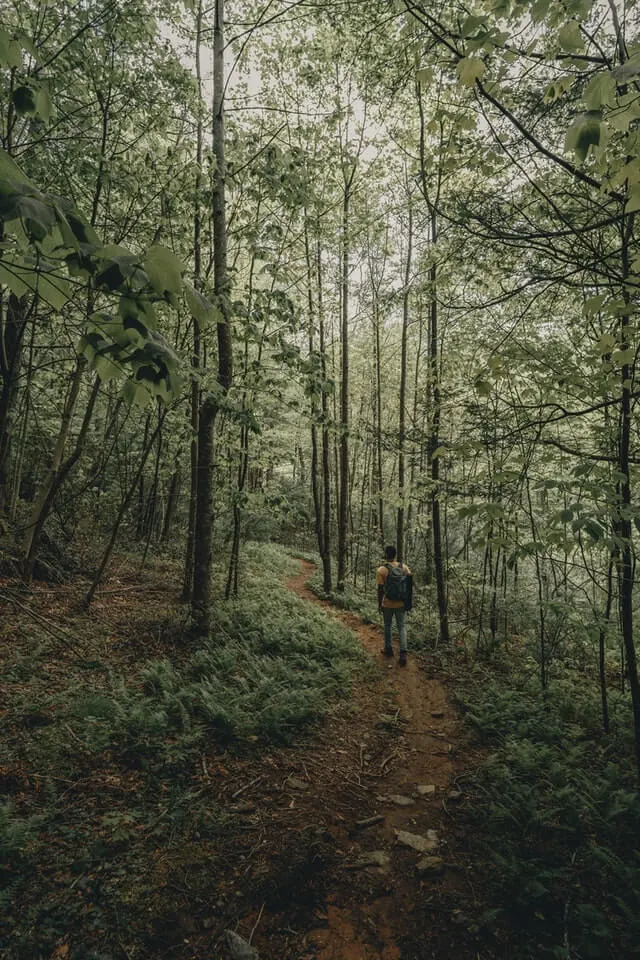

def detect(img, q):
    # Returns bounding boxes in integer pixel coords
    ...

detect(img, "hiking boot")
[399,650,407,667]
[382,646,394,658]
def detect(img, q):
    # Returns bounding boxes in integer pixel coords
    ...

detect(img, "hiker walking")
[376,545,412,666]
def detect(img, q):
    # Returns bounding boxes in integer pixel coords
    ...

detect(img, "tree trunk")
[24,375,101,578]
[337,181,351,591]
[86,410,165,606]
[373,299,384,546]
[190,0,233,638]
[161,463,181,542]
[428,211,449,645]
[182,0,204,600]
[397,201,412,562]
[616,215,640,774]
[317,238,332,592]
[0,294,31,519]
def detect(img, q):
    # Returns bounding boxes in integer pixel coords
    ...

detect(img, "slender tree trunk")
[428,211,448,645]
[0,294,31,519]
[182,0,204,600]
[161,463,181,541]
[417,81,448,645]
[599,552,615,734]
[306,222,324,565]
[525,474,547,689]
[397,202,412,562]
[373,300,385,546]
[337,182,351,591]
[87,410,165,605]
[406,303,424,559]
[136,413,151,538]
[24,376,101,578]
[191,0,233,638]
[317,239,332,592]
[616,215,640,773]
[140,408,163,567]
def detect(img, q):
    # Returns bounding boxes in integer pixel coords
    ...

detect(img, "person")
[376,545,412,666]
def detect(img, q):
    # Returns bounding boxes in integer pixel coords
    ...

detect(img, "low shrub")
[462,675,640,959]
[63,543,364,766]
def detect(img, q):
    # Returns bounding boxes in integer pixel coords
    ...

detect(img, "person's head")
[384,545,397,561]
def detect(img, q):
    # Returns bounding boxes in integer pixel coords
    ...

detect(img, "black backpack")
[384,563,409,604]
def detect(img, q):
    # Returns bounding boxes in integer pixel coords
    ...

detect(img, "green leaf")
[565,111,603,162]
[584,294,607,318]
[626,185,640,213]
[93,352,123,382]
[531,0,552,22]
[583,519,604,542]
[612,348,635,365]
[144,244,184,298]
[11,84,36,116]
[416,67,433,86]
[122,379,152,407]
[543,76,574,103]
[558,20,584,52]
[461,15,487,38]
[583,72,616,110]
[34,82,51,123]
[0,253,70,309]
[456,57,485,86]
[0,29,22,69]
[183,278,220,327]
[596,332,615,354]
[612,55,640,83]
[0,148,30,185]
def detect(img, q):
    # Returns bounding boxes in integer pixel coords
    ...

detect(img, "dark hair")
[384,545,397,560]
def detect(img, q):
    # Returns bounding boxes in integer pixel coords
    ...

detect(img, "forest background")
[2,0,640,958]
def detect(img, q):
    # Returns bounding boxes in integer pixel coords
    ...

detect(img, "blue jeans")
[383,608,407,652]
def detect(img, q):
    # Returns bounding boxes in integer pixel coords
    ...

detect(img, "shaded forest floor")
[4,548,638,960]
[1,550,492,960]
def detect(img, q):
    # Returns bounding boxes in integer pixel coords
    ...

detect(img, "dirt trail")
[271,561,475,960]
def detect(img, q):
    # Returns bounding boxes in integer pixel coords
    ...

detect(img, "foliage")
[461,674,640,958]
[0,543,364,958]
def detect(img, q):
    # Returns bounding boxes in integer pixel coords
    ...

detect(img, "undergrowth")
[0,541,365,959]
[460,672,640,959]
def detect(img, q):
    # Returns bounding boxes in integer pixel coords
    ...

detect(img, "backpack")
[384,563,409,604]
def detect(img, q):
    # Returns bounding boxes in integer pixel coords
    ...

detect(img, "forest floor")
[2,554,492,960]
[224,559,487,960]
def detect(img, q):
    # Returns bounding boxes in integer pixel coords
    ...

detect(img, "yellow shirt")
[376,561,411,609]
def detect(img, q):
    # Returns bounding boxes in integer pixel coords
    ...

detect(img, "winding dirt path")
[274,561,476,960]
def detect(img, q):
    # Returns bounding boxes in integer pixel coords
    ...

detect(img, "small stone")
[417,784,436,797]
[447,790,463,801]
[394,829,439,854]
[377,794,415,807]
[287,776,309,790]
[225,930,259,960]
[349,850,390,870]
[416,856,444,875]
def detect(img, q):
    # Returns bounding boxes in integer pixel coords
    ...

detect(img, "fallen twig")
[356,814,385,830]
[232,776,263,799]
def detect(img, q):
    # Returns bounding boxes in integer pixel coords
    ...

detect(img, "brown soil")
[223,560,485,960]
